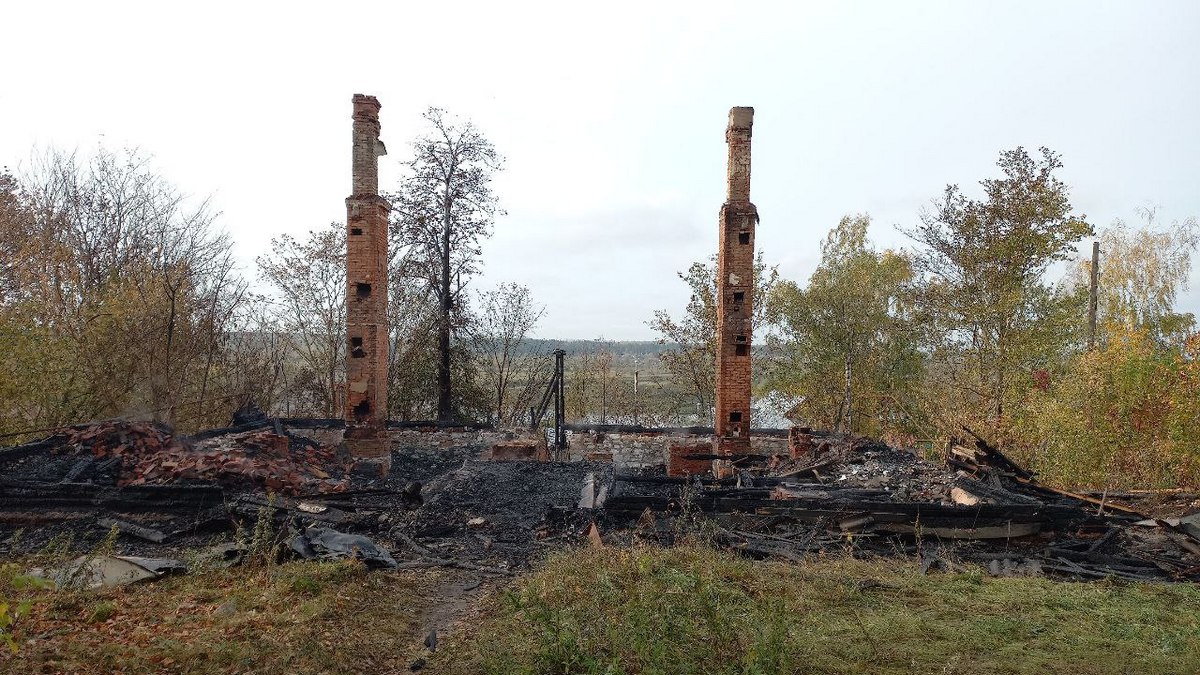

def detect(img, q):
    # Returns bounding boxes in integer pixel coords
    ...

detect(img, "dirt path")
[404,568,503,672]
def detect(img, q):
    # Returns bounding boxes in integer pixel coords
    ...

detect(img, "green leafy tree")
[1014,325,1200,489]
[1010,209,1200,489]
[765,215,920,436]
[907,147,1092,431]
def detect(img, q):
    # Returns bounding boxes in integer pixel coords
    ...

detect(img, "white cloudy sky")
[2,1,1197,339]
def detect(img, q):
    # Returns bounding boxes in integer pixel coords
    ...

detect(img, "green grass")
[0,559,438,674]
[4,544,1199,674]
[435,544,1200,675]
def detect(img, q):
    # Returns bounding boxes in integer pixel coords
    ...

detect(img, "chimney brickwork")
[713,107,756,459]
[345,94,391,463]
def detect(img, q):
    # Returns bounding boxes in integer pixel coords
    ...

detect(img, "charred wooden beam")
[97,518,167,543]
[0,481,225,511]
[958,426,1035,480]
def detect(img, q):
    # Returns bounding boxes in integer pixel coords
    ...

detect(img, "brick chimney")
[345,94,391,470]
[713,107,756,462]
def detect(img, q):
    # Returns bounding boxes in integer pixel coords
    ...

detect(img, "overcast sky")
[3,1,1197,340]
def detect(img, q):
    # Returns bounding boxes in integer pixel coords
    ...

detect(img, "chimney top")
[352,94,381,115]
[727,107,754,133]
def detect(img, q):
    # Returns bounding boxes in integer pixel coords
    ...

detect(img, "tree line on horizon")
[1,120,1197,490]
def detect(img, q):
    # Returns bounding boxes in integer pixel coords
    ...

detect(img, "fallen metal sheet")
[290,527,398,569]
[41,555,186,589]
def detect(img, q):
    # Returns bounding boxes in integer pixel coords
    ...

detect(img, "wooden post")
[1088,241,1100,350]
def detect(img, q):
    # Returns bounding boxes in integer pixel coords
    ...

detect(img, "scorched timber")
[0,481,225,512]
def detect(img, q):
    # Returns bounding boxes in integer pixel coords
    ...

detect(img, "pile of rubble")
[605,429,1200,581]
[387,457,610,570]
[0,419,600,574]
[54,421,350,494]
[1,419,1198,584]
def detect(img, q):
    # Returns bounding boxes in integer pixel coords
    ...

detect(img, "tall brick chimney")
[345,94,391,469]
[713,107,756,462]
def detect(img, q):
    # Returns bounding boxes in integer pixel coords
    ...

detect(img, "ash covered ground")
[0,422,607,572]
[1,420,1198,583]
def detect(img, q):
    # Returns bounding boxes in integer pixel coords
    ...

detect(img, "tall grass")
[441,543,1200,675]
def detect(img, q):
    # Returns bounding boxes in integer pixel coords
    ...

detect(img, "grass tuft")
[85,601,116,624]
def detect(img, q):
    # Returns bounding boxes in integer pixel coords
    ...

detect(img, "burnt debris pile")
[604,430,1200,581]
[0,420,603,573]
[1,419,1198,582]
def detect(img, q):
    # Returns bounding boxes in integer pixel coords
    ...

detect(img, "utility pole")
[554,349,566,459]
[1088,240,1100,350]
[633,370,639,426]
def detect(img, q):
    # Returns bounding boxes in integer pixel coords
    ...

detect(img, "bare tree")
[469,283,544,425]
[257,223,346,418]
[386,264,440,420]
[138,198,244,425]
[566,348,595,423]
[2,147,248,432]
[563,339,627,424]
[649,253,778,424]
[218,298,292,417]
[509,349,555,428]
[390,108,503,422]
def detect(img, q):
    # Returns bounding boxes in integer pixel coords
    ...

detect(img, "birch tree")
[765,215,919,436]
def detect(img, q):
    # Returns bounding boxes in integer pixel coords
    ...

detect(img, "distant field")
[524,339,679,359]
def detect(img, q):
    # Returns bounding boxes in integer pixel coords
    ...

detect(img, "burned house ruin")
[1,98,1197,590]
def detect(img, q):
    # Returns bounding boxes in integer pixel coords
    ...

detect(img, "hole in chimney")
[356,283,372,299]
[736,344,748,356]
[350,337,366,358]
[733,291,745,303]
[729,411,742,423]
[350,227,363,235]
[738,232,750,245]
[735,334,747,343]
[353,400,371,421]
